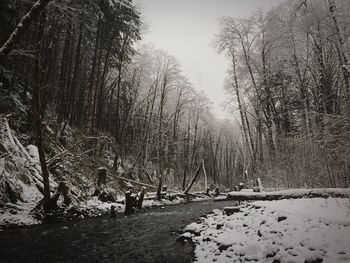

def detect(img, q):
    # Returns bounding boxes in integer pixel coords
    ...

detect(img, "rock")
[216,223,223,230]
[184,222,200,233]
[218,243,231,251]
[98,190,115,202]
[212,209,221,215]
[184,222,202,236]
[176,232,192,243]
[277,216,287,222]
[264,244,279,258]
[223,206,240,215]
[305,257,323,263]
[26,145,39,162]
[203,236,211,242]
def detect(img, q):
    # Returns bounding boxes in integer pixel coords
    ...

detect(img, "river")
[0,199,233,263]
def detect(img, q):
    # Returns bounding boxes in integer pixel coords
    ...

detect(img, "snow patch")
[26,145,39,162]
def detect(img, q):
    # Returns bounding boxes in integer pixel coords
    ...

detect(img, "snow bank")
[0,203,40,226]
[76,195,185,218]
[77,197,124,217]
[187,198,350,263]
[253,198,350,225]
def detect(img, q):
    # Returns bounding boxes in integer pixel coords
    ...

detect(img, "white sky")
[135,0,284,118]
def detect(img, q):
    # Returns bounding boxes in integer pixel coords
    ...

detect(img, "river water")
[0,200,233,263]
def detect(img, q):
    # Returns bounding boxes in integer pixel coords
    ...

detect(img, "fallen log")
[142,192,187,200]
[112,174,158,189]
[185,192,203,198]
[226,188,350,201]
[213,196,231,202]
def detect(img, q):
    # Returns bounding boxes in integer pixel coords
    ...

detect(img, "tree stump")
[58,181,71,206]
[137,187,147,209]
[39,181,71,212]
[256,178,263,192]
[214,187,220,197]
[92,167,115,202]
[206,187,210,196]
[156,172,163,200]
[96,167,107,191]
[253,178,263,192]
[124,190,137,214]
[110,205,116,218]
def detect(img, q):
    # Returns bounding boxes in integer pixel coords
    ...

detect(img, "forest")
[0,0,242,210]
[216,0,350,188]
[0,0,349,223]
[1,0,350,262]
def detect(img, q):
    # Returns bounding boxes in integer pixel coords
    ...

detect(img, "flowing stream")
[0,199,232,263]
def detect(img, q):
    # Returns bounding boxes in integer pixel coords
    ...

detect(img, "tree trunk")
[230,48,254,166]
[184,163,201,194]
[32,11,50,202]
[202,159,208,191]
[156,170,164,200]
[34,52,50,201]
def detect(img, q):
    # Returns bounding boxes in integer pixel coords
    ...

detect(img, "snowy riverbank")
[0,193,212,227]
[183,197,350,263]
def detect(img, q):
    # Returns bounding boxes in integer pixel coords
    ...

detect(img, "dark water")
[0,200,233,263]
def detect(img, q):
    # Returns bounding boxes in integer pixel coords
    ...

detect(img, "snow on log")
[226,188,350,201]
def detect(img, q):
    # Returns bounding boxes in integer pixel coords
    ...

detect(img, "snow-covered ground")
[185,198,350,263]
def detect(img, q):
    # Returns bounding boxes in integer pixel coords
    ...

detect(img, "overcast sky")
[135,0,284,118]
